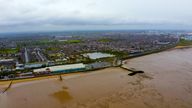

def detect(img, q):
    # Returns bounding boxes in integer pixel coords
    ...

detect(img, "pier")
[120,66,144,76]
[2,81,13,93]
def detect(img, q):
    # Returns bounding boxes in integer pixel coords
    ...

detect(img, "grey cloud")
[0,0,192,32]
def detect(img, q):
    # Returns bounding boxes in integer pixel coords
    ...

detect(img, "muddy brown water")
[1,48,192,108]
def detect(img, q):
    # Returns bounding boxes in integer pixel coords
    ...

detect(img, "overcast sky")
[0,0,192,33]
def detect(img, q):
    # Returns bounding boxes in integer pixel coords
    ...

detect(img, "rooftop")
[34,63,85,73]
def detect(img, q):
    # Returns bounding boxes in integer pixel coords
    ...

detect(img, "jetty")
[120,66,144,76]
[2,81,13,93]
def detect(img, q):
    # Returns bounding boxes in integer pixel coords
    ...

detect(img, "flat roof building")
[33,63,86,74]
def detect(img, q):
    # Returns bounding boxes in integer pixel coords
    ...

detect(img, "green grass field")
[64,40,82,44]
[17,39,82,47]
[0,48,19,54]
[177,39,192,46]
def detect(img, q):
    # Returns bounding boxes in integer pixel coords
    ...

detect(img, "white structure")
[181,35,192,40]
[33,63,86,74]
[83,52,114,59]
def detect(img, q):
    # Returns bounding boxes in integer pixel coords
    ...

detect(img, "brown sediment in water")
[1,48,192,108]
[51,89,72,103]
[51,85,72,103]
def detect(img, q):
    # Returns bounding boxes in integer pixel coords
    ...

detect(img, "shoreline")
[175,45,192,49]
[0,44,189,85]
[1,47,192,108]
[0,71,84,86]
[0,66,120,86]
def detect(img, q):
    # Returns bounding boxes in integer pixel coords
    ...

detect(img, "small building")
[16,63,24,70]
[181,35,192,40]
[0,59,16,72]
[33,63,86,74]
[19,72,34,78]
[24,63,43,69]
[86,62,112,70]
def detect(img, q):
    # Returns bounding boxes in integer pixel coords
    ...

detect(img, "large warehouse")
[33,63,86,74]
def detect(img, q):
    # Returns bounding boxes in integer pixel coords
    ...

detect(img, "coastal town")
[0,31,185,80]
[2,0,192,107]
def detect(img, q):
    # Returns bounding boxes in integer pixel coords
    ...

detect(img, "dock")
[120,66,144,76]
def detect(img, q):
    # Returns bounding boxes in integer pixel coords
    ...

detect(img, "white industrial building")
[33,63,86,74]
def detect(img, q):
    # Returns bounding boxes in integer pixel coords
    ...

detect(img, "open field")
[177,39,192,46]
[0,48,19,54]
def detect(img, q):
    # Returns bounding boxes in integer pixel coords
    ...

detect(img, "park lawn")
[64,40,82,44]
[177,39,192,46]
[0,48,19,54]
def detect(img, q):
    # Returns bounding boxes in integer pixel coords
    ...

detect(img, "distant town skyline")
[0,0,192,33]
